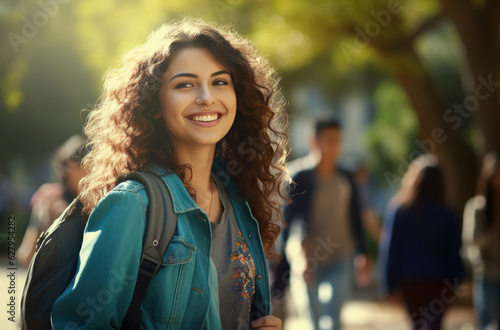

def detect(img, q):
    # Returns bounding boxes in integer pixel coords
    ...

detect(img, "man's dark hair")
[315,118,342,136]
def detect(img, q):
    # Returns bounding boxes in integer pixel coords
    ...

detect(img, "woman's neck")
[173,144,221,222]
[174,144,215,195]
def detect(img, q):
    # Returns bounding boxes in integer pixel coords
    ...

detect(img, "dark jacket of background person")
[285,167,367,255]
[379,156,464,294]
[379,200,464,294]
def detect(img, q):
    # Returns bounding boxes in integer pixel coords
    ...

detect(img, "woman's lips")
[186,112,223,127]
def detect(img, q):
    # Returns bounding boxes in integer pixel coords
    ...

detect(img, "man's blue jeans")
[307,258,353,330]
[474,277,500,330]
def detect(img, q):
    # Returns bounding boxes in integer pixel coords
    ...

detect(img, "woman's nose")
[195,85,215,106]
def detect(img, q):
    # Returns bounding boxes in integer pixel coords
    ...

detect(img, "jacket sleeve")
[378,204,400,295]
[274,171,309,292]
[283,171,309,233]
[51,188,147,329]
[342,169,368,255]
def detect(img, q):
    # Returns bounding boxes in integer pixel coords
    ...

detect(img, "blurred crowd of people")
[271,118,499,330]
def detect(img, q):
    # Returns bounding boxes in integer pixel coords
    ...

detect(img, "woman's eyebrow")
[211,70,230,77]
[168,70,230,82]
[169,72,196,82]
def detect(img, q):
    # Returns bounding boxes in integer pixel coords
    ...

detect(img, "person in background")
[17,135,86,266]
[463,151,500,330]
[284,118,372,330]
[378,154,463,330]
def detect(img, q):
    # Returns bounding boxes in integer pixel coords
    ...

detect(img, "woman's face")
[159,47,237,150]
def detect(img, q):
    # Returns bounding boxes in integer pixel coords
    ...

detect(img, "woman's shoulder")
[102,166,177,207]
[114,178,149,195]
[97,179,150,212]
[82,179,150,243]
[106,167,198,213]
[420,201,458,221]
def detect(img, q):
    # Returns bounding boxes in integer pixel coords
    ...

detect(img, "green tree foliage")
[1,1,95,179]
[243,0,500,211]
[366,80,418,177]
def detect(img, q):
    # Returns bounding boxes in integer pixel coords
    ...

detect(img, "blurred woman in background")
[379,154,463,330]
[18,135,86,266]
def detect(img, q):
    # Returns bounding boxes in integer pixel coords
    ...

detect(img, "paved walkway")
[284,302,477,330]
[280,279,478,330]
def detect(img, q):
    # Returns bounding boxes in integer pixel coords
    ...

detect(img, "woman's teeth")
[192,114,218,122]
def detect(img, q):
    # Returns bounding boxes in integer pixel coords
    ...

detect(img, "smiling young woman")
[50,18,289,329]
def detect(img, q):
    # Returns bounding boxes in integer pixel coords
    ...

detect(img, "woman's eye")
[212,79,229,86]
[175,82,194,89]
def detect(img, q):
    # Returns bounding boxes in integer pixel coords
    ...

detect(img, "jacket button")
[248,233,253,239]
[256,274,262,280]
[166,255,174,263]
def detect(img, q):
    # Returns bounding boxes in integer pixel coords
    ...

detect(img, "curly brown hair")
[79,17,290,258]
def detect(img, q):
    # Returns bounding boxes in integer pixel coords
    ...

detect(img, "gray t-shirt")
[302,173,355,266]
[210,176,256,329]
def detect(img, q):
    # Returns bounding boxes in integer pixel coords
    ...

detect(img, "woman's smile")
[185,111,224,127]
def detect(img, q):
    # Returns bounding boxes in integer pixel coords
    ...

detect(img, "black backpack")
[21,172,177,329]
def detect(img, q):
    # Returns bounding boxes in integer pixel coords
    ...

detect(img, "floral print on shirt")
[230,231,256,313]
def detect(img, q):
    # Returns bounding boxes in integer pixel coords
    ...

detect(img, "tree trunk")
[440,0,500,152]
[386,49,477,217]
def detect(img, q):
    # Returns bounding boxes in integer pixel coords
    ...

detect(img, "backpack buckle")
[138,253,161,278]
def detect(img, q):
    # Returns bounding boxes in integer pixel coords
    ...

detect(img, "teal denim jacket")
[51,159,271,329]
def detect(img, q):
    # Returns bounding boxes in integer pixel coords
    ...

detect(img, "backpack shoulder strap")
[116,171,177,329]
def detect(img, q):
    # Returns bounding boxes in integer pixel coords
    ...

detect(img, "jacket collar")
[147,157,245,214]
[212,157,246,203]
